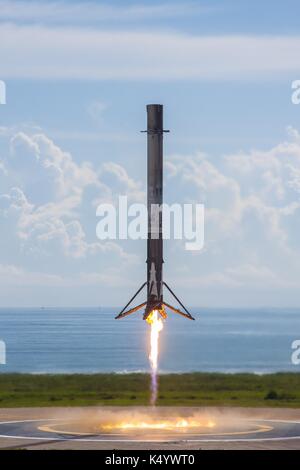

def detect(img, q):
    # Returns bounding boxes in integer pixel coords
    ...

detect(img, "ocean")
[0,307,299,374]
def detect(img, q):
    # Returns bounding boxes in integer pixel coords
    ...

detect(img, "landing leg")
[115,282,147,319]
[115,302,147,319]
[163,282,195,320]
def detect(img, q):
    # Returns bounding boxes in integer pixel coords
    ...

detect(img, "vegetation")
[0,372,299,407]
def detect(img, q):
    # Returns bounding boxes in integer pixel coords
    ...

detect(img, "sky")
[1,0,300,307]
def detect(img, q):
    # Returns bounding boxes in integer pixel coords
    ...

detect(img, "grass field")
[0,372,299,408]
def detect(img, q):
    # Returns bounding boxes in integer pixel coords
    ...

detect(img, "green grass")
[0,372,299,407]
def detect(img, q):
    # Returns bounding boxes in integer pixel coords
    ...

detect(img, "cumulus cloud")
[165,127,300,291]
[8,132,97,204]
[0,128,140,265]
[99,162,145,204]
[2,123,300,304]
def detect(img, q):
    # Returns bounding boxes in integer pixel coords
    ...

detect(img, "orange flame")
[102,417,215,431]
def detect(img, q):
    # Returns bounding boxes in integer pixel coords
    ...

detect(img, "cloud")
[1,23,300,80]
[7,132,97,205]
[0,263,63,286]
[168,127,300,240]
[175,263,300,290]
[225,264,298,288]
[47,129,138,144]
[99,162,145,204]
[165,127,300,292]
[2,123,300,304]
[0,1,214,24]
[0,263,135,288]
[0,128,140,263]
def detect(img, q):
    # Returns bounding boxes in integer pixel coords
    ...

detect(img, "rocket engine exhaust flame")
[147,309,164,371]
[101,417,215,432]
[146,309,164,406]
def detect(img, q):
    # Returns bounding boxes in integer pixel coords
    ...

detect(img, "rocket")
[115,105,195,321]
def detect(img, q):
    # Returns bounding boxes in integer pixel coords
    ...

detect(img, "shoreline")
[1,369,299,375]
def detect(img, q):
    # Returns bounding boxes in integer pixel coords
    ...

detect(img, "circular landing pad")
[1,418,300,443]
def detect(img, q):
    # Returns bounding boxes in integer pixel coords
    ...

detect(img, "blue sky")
[1,0,300,307]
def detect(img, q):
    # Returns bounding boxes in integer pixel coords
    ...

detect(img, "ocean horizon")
[0,307,299,375]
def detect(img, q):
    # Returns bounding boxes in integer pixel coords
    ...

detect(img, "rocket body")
[145,104,164,317]
[115,104,194,322]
